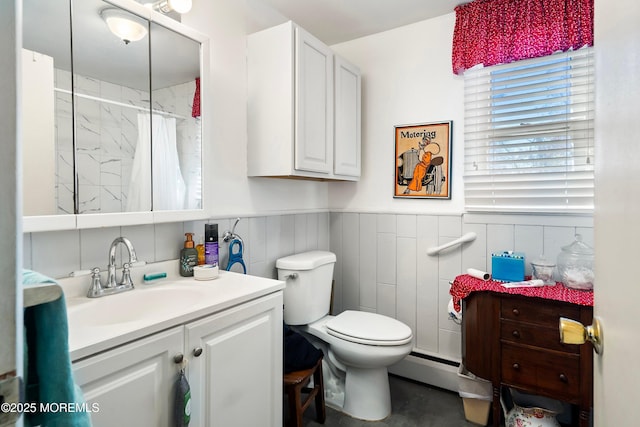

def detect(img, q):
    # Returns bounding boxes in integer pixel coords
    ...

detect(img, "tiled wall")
[329,211,594,362]
[54,70,199,214]
[23,212,330,281]
[23,210,592,365]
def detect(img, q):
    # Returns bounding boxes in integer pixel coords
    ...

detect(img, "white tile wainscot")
[329,211,593,392]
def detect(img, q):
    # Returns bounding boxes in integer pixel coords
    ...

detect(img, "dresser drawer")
[500,319,580,354]
[501,296,580,326]
[501,343,581,401]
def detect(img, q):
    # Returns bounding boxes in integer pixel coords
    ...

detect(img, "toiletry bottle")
[204,224,219,266]
[196,236,205,265]
[180,233,198,277]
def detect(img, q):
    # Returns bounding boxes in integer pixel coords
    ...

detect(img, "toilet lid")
[325,311,413,346]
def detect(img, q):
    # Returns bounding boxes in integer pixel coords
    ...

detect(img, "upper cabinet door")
[334,55,361,177]
[294,26,333,174]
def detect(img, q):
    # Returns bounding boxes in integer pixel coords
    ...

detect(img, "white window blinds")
[463,47,594,213]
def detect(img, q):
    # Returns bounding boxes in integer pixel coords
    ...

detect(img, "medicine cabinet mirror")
[22,0,207,232]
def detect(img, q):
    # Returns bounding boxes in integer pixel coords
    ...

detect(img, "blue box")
[491,251,525,282]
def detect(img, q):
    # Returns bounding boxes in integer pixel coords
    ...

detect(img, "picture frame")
[394,121,452,199]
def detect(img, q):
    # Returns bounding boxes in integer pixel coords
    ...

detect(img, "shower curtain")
[126,113,186,212]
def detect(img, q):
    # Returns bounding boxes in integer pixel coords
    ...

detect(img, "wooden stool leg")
[285,384,302,427]
[313,361,326,423]
[293,383,304,427]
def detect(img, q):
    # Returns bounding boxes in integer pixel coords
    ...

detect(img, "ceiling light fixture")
[101,8,148,44]
[145,0,193,14]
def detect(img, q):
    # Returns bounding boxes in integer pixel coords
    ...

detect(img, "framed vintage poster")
[394,121,452,199]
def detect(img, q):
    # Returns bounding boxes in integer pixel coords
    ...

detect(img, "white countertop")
[61,262,284,361]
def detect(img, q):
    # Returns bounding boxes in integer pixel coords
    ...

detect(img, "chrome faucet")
[87,237,139,298]
[107,237,138,288]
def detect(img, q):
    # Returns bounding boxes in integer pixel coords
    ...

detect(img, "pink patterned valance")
[452,0,594,75]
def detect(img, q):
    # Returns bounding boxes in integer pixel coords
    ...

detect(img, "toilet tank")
[276,251,336,325]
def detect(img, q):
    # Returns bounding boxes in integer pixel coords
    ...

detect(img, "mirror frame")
[23,0,210,233]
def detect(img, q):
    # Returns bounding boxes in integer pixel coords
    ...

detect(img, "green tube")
[143,272,167,282]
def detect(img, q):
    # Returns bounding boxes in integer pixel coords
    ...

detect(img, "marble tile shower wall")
[328,212,594,362]
[54,70,199,214]
[23,213,330,281]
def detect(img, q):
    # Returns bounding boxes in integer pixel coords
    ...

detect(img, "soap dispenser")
[180,233,198,277]
[195,236,205,265]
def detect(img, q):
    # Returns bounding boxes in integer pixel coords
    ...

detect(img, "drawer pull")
[512,330,520,338]
[512,308,520,316]
[512,363,520,370]
[193,347,203,357]
[559,373,568,383]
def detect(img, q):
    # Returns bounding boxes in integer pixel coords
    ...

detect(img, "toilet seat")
[325,311,413,346]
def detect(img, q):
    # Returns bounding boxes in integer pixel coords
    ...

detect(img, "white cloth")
[448,298,462,320]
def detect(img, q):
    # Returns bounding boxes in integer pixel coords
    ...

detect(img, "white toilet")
[277,250,413,421]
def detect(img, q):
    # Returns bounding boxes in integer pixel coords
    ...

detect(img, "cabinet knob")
[559,373,568,383]
[512,363,520,370]
[512,330,520,338]
[193,347,203,357]
[173,353,184,364]
[512,308,520,316]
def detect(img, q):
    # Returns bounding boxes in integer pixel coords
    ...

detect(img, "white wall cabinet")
[248,21,361,181]
[73,293,283,427]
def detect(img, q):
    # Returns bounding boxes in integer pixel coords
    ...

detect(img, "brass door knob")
[559,316,603,354]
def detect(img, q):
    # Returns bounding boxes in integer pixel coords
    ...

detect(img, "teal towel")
[23,270,92,427]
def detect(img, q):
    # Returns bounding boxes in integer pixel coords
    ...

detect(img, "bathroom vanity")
[65,269,284,427]
[460,282,593,427]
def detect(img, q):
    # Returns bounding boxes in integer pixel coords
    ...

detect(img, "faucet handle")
[87,267,103,298]
[120,262,134,288]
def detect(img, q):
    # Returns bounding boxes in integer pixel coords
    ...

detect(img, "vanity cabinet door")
[73,326,184,427]
[185,292,283,427]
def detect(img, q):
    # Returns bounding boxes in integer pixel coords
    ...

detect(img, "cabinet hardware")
[193,347,203,357]
[559,316,603,354]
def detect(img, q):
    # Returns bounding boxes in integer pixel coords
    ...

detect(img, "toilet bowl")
[277,251,413,421]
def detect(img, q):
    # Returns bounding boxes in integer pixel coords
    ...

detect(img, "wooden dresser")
[462,291,593,427]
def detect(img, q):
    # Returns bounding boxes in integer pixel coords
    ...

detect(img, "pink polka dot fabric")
[192,77,201,118]
[450,274,593,312]
[452,0,594,75]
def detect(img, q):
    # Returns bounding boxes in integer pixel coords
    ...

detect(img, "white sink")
[67,283,208,327]
[63,269,285,361]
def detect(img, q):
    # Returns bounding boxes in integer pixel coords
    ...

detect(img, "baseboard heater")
[409,351,460,368]
[390,351,461,393]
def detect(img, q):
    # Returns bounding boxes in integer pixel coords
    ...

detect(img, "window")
[463,47,594,213]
